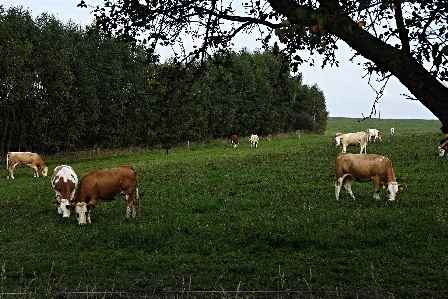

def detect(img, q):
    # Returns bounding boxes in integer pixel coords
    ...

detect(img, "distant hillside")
[326,117,442,135]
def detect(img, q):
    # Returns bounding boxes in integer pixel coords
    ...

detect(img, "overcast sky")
[2,0,439,120]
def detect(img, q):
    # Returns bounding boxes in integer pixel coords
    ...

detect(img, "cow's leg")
[335,177,343,200]
[32,165,39,178]
[55,193,62,214]
[360,142,367,154]
[7,165,15,179]
[343,177,355,199]
[125,194,136,218]
[342,145,347,153]
[372,179,381,200]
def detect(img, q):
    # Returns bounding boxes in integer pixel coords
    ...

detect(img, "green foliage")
[82,0,448,130]
[0,118,447,297]
[0,7,328,155]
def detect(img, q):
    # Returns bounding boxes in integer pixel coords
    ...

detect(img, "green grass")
[1,118,448,298]
[326,117,442,135]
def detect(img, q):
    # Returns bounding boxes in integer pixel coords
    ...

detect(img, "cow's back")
[76,166,137,202]
[344,132,367,144]
[51,165,78,196]
[335,153,391,180]
[8,152,33,165]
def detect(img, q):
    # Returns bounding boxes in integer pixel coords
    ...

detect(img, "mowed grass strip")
[1,118,448,297]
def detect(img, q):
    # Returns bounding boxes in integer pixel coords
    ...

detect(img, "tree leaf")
[358,0,371,11]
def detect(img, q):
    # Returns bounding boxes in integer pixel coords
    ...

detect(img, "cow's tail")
[6,153,9,178]
[135,182,140,215]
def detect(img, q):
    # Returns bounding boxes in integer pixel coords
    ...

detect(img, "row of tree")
[0,6,328,154]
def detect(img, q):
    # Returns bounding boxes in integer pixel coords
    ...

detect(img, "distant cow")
[69,166,139,225]
[230,135,239,148]
[390,128,395,135]
[51,165,78,218]
[334,153,406,201]
[366,128,382,142]
[7,152,48,179]
[334,132,368,154]
[249,134,259,148]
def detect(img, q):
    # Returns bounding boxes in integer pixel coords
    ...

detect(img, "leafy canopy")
[78,0,447,80]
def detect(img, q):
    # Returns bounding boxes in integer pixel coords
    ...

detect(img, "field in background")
[0,118,447,298]
[326,117,442,135]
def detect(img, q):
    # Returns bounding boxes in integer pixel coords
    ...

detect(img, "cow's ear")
[53,200,59,205]
[87,204,95,211]
[398,184,407,190]
[380,182,387,188]
[67,205,75,211]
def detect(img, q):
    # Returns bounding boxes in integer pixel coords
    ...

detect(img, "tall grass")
[0,118,447,298]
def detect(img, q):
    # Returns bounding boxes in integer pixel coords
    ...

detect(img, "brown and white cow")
[438,134,448,156]
[51,165,78,218]
[230,134,239,148]
[6,152,48,179]
[334,153,406,201]
[249,134,259,148]
[334,132,368,154]
[69,166,139,225]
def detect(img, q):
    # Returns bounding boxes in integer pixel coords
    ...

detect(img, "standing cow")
[69,166,139,225]
[334,153,406,201]
[249,134,259,148]
[230,134,239,148]
[390,128,395,135]
[51,165,78,218]
[334,132,368,154]
[7,152,48,179]
[366,128,382,142]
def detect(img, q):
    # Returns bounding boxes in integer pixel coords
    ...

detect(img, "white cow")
[390,128,395,135]
[249,134,259,148]
[366,128,382,142]
[334,132,368,154]
[51,165,78,217]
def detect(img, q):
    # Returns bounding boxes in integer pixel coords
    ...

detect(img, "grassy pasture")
[1,118,447,298]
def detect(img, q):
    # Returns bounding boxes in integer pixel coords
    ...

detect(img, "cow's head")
[53,198,71,217]
[386,182,407,201]
[334,134,342,147]
[41,166,49,177]
[438,146,446,157]
[68,202,95,225]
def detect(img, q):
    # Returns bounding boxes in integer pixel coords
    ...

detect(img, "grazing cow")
[51,165,78,218]
[390,127,395,135]
[334,132,368,154]
[334,153,406,201]
[438,134,448,156]
[69,166,139,225]
[230,134,239,148]
[249,134,259,148]
[366,128,382,142]
[6,152,48,179]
